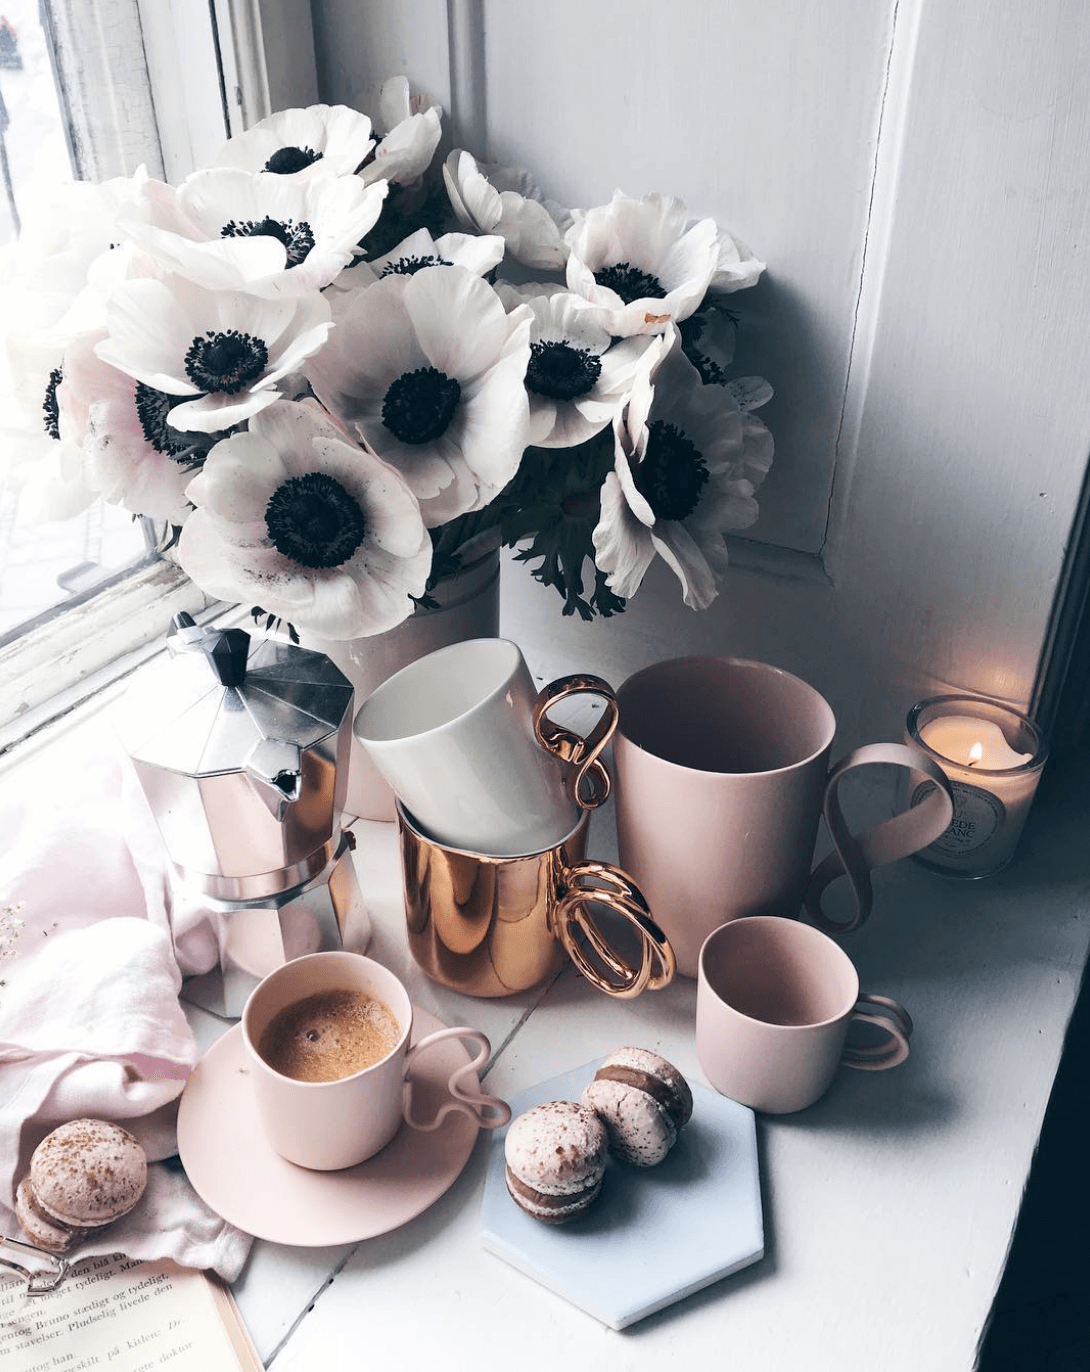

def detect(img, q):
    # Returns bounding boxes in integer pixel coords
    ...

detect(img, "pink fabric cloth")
[0,728,251,1281]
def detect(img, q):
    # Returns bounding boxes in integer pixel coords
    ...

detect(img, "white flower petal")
[361,104,442,187]
[592,471,655,600]
[177,398,430,638]
[650,521,720,610]
[169,387,281,433]
[709,232,766,293]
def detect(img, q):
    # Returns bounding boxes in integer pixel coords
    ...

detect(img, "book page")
[0,1252,260,1371]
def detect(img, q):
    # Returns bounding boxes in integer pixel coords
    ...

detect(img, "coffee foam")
[257,988,401,1082]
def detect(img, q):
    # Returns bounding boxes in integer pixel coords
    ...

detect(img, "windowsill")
[0,580,1087,1367]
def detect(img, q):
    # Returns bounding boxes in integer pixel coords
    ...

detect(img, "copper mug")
[397,805,676,999]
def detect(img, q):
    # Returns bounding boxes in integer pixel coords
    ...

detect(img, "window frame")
[0,0,317,748]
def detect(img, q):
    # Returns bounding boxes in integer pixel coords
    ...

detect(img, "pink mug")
[241,952,511,1170]
[697,916,912,1114]
[613,657,954,976]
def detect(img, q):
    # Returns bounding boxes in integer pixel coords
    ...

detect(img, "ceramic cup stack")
[353,638,675,999]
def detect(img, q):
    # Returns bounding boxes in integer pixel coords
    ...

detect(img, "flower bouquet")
[0,77,773,640]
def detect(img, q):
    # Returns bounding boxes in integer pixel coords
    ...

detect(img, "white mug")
[352,638,618,856]
[241,951,510,1170]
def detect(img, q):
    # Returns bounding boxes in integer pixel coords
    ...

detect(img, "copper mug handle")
[552,860,676,999]
[533,674,619,809]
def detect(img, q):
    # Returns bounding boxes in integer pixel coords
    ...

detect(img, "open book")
[0,1251,260,1371]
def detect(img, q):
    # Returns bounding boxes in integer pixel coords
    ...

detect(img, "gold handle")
[532,674,618,809]
[553,861,675,998]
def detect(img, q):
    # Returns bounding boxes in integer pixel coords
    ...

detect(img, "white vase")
[296,550,501,822]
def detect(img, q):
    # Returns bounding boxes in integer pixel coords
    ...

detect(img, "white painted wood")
[43,0,165,178]
[829,0,1090,720]
[253,0,319,114]
[0,591,1085,1369]
[0,562,209,749]
[137,0,227,181]
[233,788,1089,1372]
[309,0,451,127]
[210,0,319,138]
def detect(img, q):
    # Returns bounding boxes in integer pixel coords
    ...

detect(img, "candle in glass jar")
[917,716,1034,771]
[904,696,1047,878]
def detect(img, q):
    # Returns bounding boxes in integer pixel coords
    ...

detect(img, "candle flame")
[967,741,985,767]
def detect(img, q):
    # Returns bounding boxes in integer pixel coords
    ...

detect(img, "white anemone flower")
[564,192,721,337]
[120,169,387,297]
[359,76,443,188]
[94,275,332,433]
[0,330,97,520]
[592,331,772,610]
[306,265,532,526]
[494,283,659,448]
[443,150,571,271]
[213,104,375,179]
[3,169,150,346]
[63,330,211,526]
[331,227,504,292]
[177,400,432,639]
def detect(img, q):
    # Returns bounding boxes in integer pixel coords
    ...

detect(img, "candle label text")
[912,780,1005,856]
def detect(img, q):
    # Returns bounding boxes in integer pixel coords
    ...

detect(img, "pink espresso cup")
[613,656,954,976]
[241,952,511,1170]
[696,916,912,1114]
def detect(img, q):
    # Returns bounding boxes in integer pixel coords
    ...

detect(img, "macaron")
[581,1047,693,1166]
[14,1176,80,1254]
[18,1119,148,1251]
[504,1100,608,1224]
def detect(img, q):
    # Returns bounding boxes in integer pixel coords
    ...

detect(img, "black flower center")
[635,420,709,522]
[221,216,316,268]
[42,367,62,439]
[594,262,665,305]
[382,367,461,444]
[525,340,602,401]
[264,471,367,569]
[380,253,452,277]
[263,145,322,175]
[184,330,269,394]
[134,383,219,465]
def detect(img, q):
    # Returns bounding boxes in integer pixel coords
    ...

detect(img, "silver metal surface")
[118,625,355,881]
[178,833,371,1019]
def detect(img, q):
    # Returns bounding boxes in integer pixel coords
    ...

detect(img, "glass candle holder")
[902,695,1047,879]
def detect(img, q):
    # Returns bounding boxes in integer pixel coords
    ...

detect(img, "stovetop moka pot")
[119,613,355,900]
[117,614,369,1017]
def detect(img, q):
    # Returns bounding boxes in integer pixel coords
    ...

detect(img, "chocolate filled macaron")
[582,1047,693,1166]
[16,1119,148,1253]
[504,1101,608,1224]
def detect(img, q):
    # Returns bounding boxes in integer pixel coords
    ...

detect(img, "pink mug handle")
[841,994,913,1071]
[401,1027,511,1133]
[804,742,954,935]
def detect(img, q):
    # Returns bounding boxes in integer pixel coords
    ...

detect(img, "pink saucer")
[177,1007,480,1246]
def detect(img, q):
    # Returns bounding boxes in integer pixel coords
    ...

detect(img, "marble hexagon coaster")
[479,1058,764,1329]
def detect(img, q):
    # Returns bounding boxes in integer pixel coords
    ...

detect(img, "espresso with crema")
[258,988,401,1082]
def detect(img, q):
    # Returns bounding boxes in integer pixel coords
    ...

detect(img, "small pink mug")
[241,952,510,1170]
[696,916,912,1114]
[613,656,954,975]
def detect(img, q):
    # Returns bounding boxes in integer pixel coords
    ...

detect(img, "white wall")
[309,0,1090,748]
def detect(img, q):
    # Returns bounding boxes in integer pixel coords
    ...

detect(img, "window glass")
[0,1,150,645]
